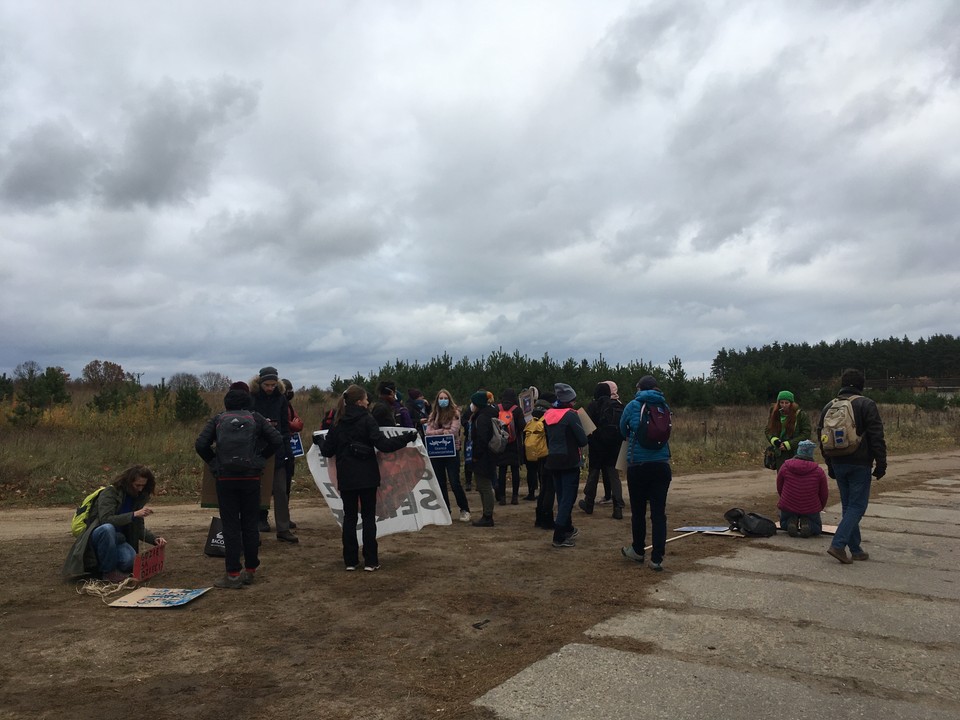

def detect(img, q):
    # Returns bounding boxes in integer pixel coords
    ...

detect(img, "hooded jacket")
[620,388,671,465]
[777,456,829,515]
[543,405,588,470]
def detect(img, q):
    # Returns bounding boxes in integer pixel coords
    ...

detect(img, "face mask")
[285,391,294,401]
[438,398,450,408]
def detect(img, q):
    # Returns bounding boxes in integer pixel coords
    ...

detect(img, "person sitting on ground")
[62,465,167,583]
[776,439,829,537]
[196,387,283,589]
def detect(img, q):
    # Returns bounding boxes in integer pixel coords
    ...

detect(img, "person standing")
[776,440,829,537]
[495,388,526,505]
[531,391,557,530]
[818,368,887,564]
[544,383,588,548]
[424,389,471,522]
[320,385,417,571]
[578,381,625,519]
[282,378,304,530]
[251,366,297,543]
[619,375,672,571]
[370,380,415,428]
[195,388,283,588]
[764,390,812,471]
[468,390,499,527]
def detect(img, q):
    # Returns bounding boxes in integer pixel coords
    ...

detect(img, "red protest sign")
[133,544,165,581]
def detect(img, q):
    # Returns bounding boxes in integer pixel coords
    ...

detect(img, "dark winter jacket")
[62,485,156,579]
[817,387,887,475]
[543,406,588,470]
[194,410,283,479]
[250,379,290,467]
[776,457,829,515]
[586,395,624,459]
[469,404,499,479]
[320,404,416,491]
[370,397,415,428]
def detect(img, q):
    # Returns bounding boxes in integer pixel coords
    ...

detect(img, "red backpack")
[497,404,518,444]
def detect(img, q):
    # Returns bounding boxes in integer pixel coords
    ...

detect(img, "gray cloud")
[98,76,259,208]
[0,118,101,208]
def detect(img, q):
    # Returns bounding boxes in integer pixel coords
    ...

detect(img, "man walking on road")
[817,368,887,564]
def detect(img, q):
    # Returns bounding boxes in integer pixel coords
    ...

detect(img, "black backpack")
[724,507,777,537]
[596,398,624,443]
[215,410,264,473]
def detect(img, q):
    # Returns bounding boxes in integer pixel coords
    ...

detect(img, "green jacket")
[764,404,812,471]
[62,485,155,579]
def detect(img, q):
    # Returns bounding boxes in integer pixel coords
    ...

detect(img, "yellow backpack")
[523,417,548,461]
[71,486,106,537]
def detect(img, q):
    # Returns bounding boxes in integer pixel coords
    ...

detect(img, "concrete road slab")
[650,570,960,644]
[473,644,958,720]
[587,607,960,701]
[697,546,960,600]
[750,529,960,569]
[836,503,960,526]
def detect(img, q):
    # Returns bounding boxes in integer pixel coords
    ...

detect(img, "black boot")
[612,507,623,520]
[472,514,495,527]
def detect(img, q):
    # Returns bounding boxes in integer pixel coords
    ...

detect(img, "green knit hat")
[777,390,795,402]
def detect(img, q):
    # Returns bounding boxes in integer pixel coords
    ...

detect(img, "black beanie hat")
[224,389,252,410]
[594,382,611,399]
[259,366,279,382]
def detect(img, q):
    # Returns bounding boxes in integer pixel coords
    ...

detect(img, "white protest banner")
[307,428,452,542]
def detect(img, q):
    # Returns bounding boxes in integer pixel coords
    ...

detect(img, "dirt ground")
[0,453,951,720]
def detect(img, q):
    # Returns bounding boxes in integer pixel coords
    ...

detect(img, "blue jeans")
[778,510,823,535]
[831,464,872,554]
[552,468,580,543]
[626,462,672,563]
[91,523,137,574]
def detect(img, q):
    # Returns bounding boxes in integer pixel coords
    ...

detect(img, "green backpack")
[71,486,106,537]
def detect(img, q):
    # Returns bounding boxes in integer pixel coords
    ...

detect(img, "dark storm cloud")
[98,76,259,208]
[0,118,101,208]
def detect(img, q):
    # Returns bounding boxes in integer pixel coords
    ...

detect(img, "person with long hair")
[424,388,471,522]
[320,384,417,571]
[764,390,812,471]
[62,465,166,582]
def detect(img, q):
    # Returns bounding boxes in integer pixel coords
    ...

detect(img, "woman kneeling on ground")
[62,465,166,582]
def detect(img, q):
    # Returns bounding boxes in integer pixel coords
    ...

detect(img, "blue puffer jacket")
[620,389,671,465]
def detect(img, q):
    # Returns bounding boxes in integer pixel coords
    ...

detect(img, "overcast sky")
[1,1,958,390]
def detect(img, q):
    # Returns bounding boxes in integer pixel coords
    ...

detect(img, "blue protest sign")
[425,434,456,458]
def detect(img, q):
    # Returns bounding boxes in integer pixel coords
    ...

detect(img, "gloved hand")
[827,465,836,480]
[873,466,886,480]
[404,431,418,445]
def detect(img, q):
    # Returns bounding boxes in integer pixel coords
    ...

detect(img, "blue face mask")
[438,398,450,408]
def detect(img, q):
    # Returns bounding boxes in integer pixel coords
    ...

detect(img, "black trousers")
[626,462,672,563]
[341,487,378,567]
[216,479,261,574]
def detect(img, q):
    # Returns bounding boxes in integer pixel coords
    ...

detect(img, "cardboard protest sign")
[307,428,452,542]
[425,433,456,458]
[615,440,628,473]
[577,408,597,436]
[518,389,535,421]
[109,587,210,608]
[290,432,305,458]
[132,544,165,581]
[200,462,273,509]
